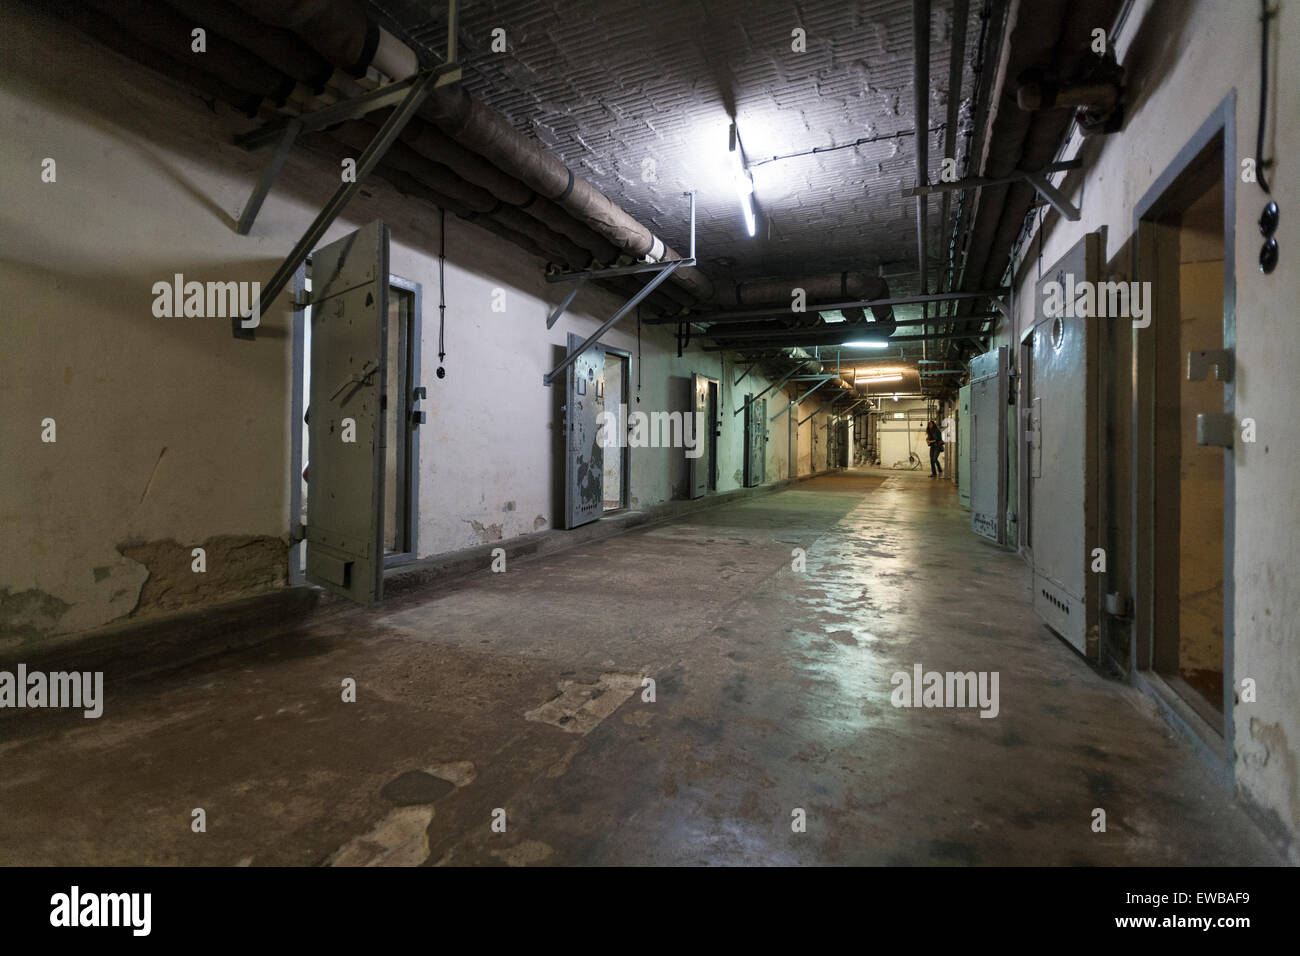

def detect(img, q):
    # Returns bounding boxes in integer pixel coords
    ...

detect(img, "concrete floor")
[0,469,1281,865]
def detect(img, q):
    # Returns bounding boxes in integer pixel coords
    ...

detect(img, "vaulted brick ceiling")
[371,0,987,288]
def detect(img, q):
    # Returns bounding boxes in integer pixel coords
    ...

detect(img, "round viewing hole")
[1051,316,1065,349]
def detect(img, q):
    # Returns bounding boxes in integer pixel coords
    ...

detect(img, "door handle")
[330,359,378,400]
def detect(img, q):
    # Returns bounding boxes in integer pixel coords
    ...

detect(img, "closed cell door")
[968,346,1008,544]
[958,384,971,507]
[1029,233,1101,656]
[564,333,606,529]
[743,395,761,486]
[305,220,389,605]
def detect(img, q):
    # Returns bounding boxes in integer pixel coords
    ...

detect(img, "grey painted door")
[688,372,709,498]
[969,345,1008,544]
[1030,233,1101,656]
[958,384,972,508]
[744,394,766,486]
[305,220,389,605]
[564,332,605,529]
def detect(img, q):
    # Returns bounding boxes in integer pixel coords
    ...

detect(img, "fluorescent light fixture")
[842,340,889,348]
[893,412,906,419]
[857,374,903,385]
[730,123,756,238]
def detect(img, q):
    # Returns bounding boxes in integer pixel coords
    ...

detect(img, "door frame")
[384,275,423,568]
[1131,91,1237,774]
[288,267,422,584]
[599,344,631,513]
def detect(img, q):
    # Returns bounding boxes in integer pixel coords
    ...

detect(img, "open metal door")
[305,220,390,605]
[564,332,605,529]
[968,345,1008,544]
[688,372,709,498]
[743,396,767,486]
[958,384,971,508]
[1030,233,1101,656]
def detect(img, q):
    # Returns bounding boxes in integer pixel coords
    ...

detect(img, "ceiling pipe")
[228,0,714,304]
[46,0,265,116]
[717,272,896,333]
[163,0,336,92]
[296,127,687,316]
[912,0,932,359]
[84,0,301,108]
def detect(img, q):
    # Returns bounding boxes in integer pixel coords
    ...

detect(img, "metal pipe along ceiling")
[227,0,715,304]
[717,273,897,335]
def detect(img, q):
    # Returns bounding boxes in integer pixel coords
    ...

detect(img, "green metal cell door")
[305,221,390,604]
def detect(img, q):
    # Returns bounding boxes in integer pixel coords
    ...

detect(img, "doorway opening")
[706,378,719,491]
[292,270,422,582]
[1134,98,1234,751]
[602,348,630,512]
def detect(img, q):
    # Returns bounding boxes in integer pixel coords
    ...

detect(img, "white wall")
[876,401,930,468]
[0,7,801,648]
[990,0,1300,851]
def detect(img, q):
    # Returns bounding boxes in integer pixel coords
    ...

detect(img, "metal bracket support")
[772,376,834,422]
[902,160,1082,222]
[798,397,834,426]
[546,276,587,329]
[542,261,682,386]
[237,118,301,236]
[1187,349,1234,383]
[233,60,458,339]
[735,364,799,416]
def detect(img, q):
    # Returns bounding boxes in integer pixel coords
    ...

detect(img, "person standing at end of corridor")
[926,420,944,478]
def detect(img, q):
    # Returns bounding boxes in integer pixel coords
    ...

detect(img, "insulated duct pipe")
[714,272,897,335]
[48,0,265,116]
[84,0,302,108]
[422,88,714,301]
[913,0,931,356]
[163,0,336,92]
[228,0,715,304]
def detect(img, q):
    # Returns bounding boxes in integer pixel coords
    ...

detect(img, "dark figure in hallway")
[926,421,944,478]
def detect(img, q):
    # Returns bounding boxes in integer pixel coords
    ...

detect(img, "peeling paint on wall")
[1244,717,1300,833]
[0,587,72,644]
[462,519,504,544]
[115,535,285,618]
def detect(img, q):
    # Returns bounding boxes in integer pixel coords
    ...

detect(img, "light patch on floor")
[490,840,553,866]
[428,761,477,788]
[327,806,434,867]
[525,672,643,735]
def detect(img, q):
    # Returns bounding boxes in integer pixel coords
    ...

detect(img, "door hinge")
[1196,413,1234,448]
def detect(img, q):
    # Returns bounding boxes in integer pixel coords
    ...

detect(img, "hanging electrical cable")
[437,206,447,378]
[1255,0,1275,194]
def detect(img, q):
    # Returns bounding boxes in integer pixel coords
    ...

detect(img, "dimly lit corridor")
[2,0,1297,913]
[0,471,1278,866]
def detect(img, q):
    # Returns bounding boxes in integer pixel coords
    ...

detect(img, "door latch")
[330,359,379,400]
[410,385,426,426]
[1187,349,1234,382]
